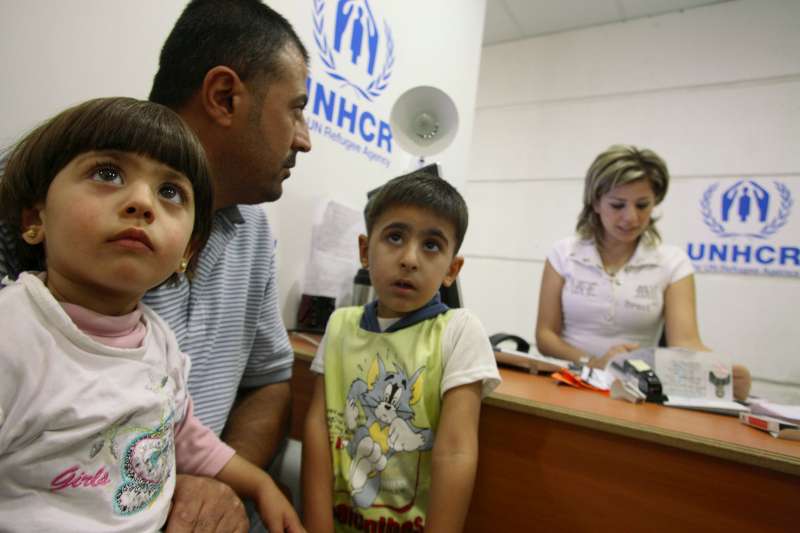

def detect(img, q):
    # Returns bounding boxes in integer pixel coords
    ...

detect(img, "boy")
[302,171,501,532]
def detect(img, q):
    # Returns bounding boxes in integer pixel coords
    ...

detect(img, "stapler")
[621,359,667,403]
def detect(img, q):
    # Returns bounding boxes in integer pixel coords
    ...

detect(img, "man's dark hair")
[149,0,309,108]
[365,170,469,254]
[0,97,214,284]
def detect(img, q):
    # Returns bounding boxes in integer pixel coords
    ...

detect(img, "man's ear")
[20,207,45,245]
[200,66,246,128]
[358,234,369,268]
[442,255,464,287]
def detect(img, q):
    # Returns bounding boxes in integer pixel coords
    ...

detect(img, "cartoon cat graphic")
[345,355,433,508]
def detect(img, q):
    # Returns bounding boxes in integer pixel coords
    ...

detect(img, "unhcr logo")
[687,179,798,277]
[700,180,792,239]
[313,0,394,102]
[306,0,395,167]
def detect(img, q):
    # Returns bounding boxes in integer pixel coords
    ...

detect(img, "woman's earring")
[178,258,189,273]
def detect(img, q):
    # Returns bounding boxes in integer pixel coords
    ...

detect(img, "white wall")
[462,0,800,391]
[269,1,487,324]
[0,0,185,145]
[0,0,487,329]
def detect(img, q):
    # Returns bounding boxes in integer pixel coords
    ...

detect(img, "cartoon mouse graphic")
[344,355,433,508]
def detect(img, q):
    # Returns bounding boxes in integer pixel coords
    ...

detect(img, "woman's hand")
[732,364,752,401]
[589,343,640,368]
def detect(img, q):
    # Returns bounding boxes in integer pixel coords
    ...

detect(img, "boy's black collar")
[359,293,449,333]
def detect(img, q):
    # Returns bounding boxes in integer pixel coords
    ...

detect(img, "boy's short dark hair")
[365,170,469,254]
[0,97,214,284]
[149,0,309,109]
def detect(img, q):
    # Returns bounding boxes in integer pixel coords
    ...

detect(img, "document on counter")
[302,200,364,305]
[655,348,749,415]
[747,399,800,425]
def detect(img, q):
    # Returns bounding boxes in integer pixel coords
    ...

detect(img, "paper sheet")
[310,201,365,257]
[655,348,734,401]
[748,399,800,424]
[651,348,750,415]
[302,200,364,305]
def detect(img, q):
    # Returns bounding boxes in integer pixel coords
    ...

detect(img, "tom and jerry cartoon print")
[344,355,433,509]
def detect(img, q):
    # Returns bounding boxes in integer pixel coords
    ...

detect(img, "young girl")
[0,97,304,532]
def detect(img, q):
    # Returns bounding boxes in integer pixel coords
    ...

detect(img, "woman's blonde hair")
[576,144,669,245]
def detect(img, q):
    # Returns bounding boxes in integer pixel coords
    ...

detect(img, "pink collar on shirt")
[59,302,146,349]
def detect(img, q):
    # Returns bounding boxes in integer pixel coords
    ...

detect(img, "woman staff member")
[535,144,750,400]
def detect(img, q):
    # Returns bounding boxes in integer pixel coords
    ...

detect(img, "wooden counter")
[288,332,799,532]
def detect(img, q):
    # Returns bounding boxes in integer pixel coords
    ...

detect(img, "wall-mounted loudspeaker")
[389,85,459,163]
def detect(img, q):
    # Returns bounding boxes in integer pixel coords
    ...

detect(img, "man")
[0,0,311,530]
[149,0,312,530]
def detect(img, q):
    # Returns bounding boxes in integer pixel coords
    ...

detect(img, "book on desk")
[740,412,800,440]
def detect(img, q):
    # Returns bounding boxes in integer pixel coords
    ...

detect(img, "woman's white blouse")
[547,237,694,357]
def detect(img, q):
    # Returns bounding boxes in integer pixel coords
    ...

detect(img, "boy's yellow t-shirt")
[322,305,452,532]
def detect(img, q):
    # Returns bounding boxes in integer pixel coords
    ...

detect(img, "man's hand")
[165,474,248,533]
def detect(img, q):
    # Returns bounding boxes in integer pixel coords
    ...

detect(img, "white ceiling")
[483,0,731,45]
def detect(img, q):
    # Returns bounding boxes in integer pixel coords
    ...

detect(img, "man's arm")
[222,380,292,467]
[220,206,295,467]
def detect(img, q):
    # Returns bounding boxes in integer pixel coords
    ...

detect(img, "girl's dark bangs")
[59,103,204,183]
